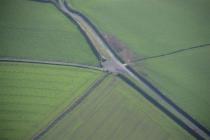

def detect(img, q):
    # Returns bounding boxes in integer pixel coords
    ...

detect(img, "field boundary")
[117,74,205,140]
[32,73,109,140]
[0,57,103,71]
[131,43,210,63]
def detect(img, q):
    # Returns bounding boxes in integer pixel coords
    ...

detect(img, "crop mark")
[131,43,210,63]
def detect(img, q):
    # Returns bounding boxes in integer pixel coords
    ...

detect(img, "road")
[36,0,210,139]
[0,57,103,71]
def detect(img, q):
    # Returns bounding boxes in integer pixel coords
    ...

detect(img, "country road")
[0,58,103,71]
[35,0,210,139]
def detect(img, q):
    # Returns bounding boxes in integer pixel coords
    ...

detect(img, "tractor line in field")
[32,73,109,140]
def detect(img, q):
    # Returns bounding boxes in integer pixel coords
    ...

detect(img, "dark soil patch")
[103,33,137,63]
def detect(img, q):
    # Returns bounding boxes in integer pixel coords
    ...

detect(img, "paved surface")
[0,58,103,71]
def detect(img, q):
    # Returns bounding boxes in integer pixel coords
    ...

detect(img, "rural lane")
[0,58,103,71]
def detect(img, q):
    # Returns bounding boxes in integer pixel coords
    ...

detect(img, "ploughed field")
[0,62,102,140]
[69,0,210,129]
[38,75,194,140]
[0,0,98,65]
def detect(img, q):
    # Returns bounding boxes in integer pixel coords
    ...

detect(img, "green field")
[0,0,209,139]
[132,47,210,129]
[69,0,210,130]
[0,62,102,140]
[0,0,98,65]
[39,75,194,140]
[70,0,210,60]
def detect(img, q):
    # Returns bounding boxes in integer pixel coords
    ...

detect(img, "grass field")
[132,47,210,129]
[1,0,209,139]
[39,75,194,140]
[0,62,102,140]
[0,0,98,65]
[69,0,210,131]
[70,0,210,60]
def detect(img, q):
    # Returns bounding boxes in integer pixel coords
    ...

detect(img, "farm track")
[0,58,103,71]
[32,73,109,140]
[32,0,210,139]
[131,43,210,63]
